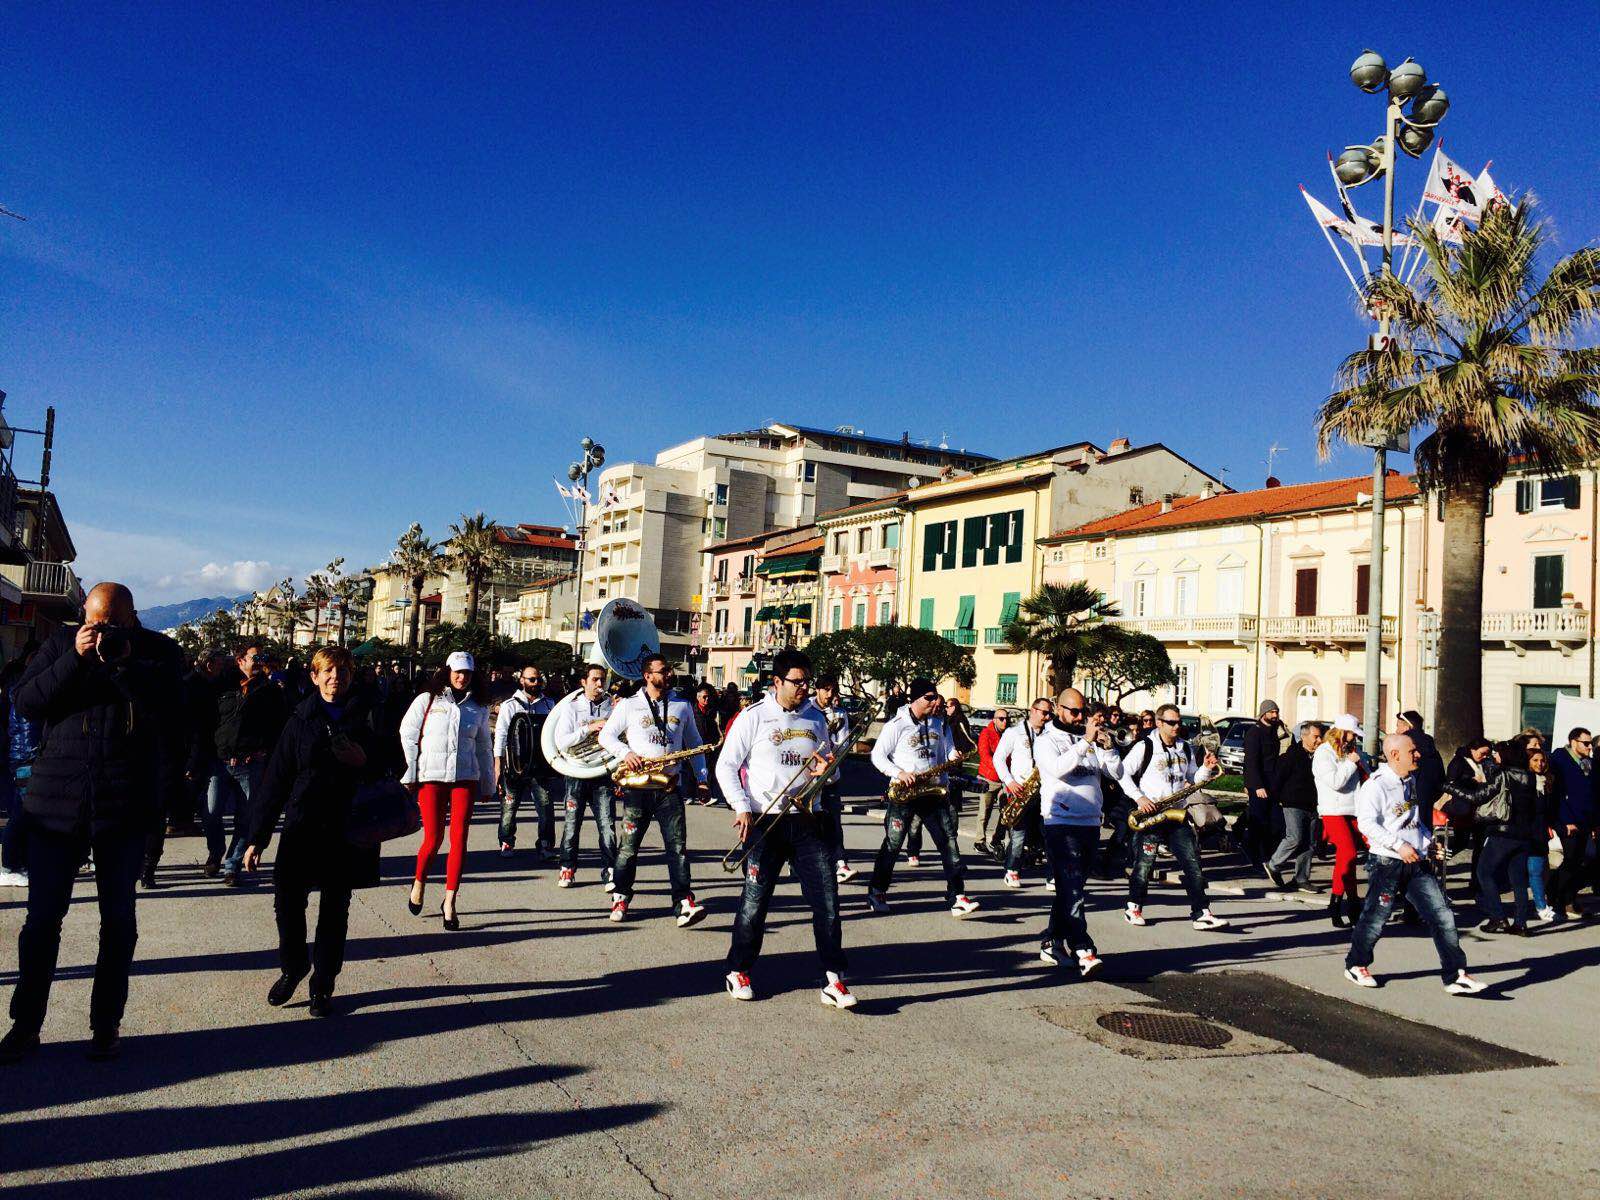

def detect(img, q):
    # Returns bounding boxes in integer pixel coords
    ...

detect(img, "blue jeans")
[870,793,966,903]
[822,784,849,867]
[1476,834,1531,924]
[728,812,845,975]
[207,759,263,872]
[1042,823,1098,955]
[560,777,617,872]
[1529,853,1549,911]
[498,774,556,849]
[612,788,693,907]
[1128,819,1209,917]
[1346,854,1467,983]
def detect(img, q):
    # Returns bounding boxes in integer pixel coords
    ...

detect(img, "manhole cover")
[1095,1010,1233,1049]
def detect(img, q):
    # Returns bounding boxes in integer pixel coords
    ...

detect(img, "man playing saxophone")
[599,652,710,927]
[551,664,617,890]
[1032,688,1119,974]
[717,649,857,1008]
[866,678,980,918]
[994,697,1053,889]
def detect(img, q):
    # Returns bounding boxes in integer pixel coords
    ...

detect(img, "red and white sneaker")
[725,971,754,1001]
[1191,909,1228,930]
[499,842,513,857]
[1003,870,1022,889]
[836,863,857,884]
[820,972,858,1010]
[1445,970,1487,996]
[1124,903,1147,926]
[950,895,980,918]
[609,897,629,923]
[906,855,921,867]
[676,895,707,928]
[557,867,575,888]
[1076,949,1103,978]
[1344,964,1377,988]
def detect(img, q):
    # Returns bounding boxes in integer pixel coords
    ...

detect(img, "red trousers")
[415,782,475,891]
[1323,814,1366,899]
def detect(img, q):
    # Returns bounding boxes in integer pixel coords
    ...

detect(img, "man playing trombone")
[717,649,856,1008]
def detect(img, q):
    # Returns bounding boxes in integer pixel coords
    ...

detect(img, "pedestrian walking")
[974,706,1010,854]
[0,647,42,890]
[1242,700,1289,870]
[1314,715,1368,928]
[403,651,495,931]
[209,642,290,886]
[1442,740,1543,935]
[0,583,186,1065]
[493,664,556,858]
[1547,726,1598,918]
[241,646,383,1017]
[1266,720,1324,893]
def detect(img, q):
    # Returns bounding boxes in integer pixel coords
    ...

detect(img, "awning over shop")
[756,551,821,576]
[740,657,761,675]
[755,605,780,620]
[786,602,813,622]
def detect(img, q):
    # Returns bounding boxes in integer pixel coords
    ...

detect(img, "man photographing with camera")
[0,582,187,1065]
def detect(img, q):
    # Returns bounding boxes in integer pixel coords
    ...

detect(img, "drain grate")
[1095,1010,1233,1049]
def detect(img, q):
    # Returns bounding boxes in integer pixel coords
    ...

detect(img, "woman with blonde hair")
[1313,715,1368,928]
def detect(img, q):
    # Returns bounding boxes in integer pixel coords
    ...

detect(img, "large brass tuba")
[544,597,663,779]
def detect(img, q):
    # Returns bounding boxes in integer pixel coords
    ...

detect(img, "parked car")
[1218,723,1249,774]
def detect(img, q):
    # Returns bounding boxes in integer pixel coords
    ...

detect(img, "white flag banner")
[1474,164,1508,211]
[1342,202,1416,248]
[1301,186,1356,239]
[1430,207,1467,245]
[601,485,622,510]
[573,484,592,505]
[1422,148,1484,220]
[554,479,574,500]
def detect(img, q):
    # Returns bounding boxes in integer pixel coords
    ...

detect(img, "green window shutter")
[1004,509,1024,563]
[962,516,985,568]
[956,594,975,629]
[1564,476,1581,509]
[996,674,1018,705]
[922,525,940,572]
[1515,480,1534,513]
[918,598,935,630]
[1534,555,1564,608]
[999,591,1020,625]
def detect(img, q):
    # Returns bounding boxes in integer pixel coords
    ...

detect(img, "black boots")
[1329,893,1349,929]
[267,970,308,1007]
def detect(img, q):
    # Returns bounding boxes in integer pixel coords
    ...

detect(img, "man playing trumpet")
[717,649,856,1007]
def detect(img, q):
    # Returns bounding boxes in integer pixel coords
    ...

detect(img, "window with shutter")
[962,516,985,568]
[1355,564,1371,616]
[1294,568,1319,616]
[853,602,867,628]
[1534,555,1564,608]
[999,592,1021,625]
[1515,480,1534,513]
[923,525,940,571]
[918,598,935,629]
[1005,510,1024,563]
[956,594,975,630]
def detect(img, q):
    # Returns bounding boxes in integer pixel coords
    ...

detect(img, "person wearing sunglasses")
[717,649,857,1009]
[866,677,980,917]
[1121,703,1228,931]
[993,699,1054,888]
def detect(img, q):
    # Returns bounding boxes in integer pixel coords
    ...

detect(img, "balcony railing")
[710,579,731,598]
[982,626,1013,648]
[819,553,845,575]
[1261,614,1396,644]
[866,548,896,569]
[23,560,84,607]
[941,627,977,647]
[1116,614,1259,644]
[1418,608,1590,655]
[734,575,757,596]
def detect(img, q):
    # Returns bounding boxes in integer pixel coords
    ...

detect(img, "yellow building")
[900,440,1222,706]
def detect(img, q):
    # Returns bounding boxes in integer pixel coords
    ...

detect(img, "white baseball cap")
[445,651,476,672]
[1333,713,1362,736]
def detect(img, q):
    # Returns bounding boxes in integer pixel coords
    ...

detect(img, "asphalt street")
[3,790,1598,1200]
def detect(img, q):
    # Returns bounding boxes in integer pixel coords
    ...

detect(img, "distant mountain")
[144,594,252,631]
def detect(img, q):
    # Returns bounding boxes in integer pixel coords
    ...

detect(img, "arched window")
[1295,683,1320,727]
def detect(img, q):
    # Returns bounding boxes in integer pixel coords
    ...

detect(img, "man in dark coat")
[209,641,289,884]
[1266,721,1324,892]
[1242,699,1289,870]
[0,583,186,1064]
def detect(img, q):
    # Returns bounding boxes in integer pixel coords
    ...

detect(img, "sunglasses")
[1059,704,1082,714]
[1158,718,1180,727]
[921,693,940,702]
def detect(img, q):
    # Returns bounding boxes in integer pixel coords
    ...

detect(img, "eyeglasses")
[1158,718,1181,727]
[1578,739,1594,748]
[1032,706,1051,715]
[779,675,810,688]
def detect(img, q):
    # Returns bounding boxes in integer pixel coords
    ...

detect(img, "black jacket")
[1408,728,1446,807]
[248,690,386,889]
[214,671,290,760]
[1243,720,1285,797]
[182,669,228,776]
[1273,741,1318,812]
[1446,749,1489,788]
[1443,763,1545,843]
[13,626,187,836]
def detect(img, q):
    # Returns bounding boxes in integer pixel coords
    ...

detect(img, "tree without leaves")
[1317,198,1600,752]
[1076,629,1176,705]
[446,511,509,628]
[1001,582,1124,696]
[805,625,975,699]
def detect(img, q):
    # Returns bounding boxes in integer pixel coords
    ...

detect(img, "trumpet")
[612,737,722,790]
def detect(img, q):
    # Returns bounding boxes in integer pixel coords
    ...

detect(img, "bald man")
[0,583,187,1064]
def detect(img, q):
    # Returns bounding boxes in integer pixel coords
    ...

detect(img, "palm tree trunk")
[337,603,347,647]
[310,610,321,645]
[1434,478,1489,754]
[467,576,481,628]
[408,576,424,652]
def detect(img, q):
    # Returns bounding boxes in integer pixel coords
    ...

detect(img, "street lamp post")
[567,437,606,661]
[1334,50,1449,755]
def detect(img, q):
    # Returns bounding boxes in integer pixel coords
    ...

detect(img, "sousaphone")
[542,598,663,778]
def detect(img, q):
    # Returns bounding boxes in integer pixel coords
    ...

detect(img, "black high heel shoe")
[407,887,423,916]
[1329,893,1349,929]
[441,901,460,932]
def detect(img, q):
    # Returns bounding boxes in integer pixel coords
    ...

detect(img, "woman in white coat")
[1313,714,1368,929]
[401,651,495,930]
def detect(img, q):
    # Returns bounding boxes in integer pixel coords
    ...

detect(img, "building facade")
[0,488,85,660]
[495,574,578,644]
[816,494,905,636]
[702,531,768,687]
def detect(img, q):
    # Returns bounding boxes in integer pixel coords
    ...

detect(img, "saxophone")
[997,768,1040,829]
[887,748,977,803]
[612,737,723,790]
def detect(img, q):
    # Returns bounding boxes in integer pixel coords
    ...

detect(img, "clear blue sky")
[3,3,1597,604]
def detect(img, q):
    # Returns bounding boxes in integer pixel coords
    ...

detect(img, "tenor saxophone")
[997,768,1040,829]
[611,737,723,790]
[887,748,977,803]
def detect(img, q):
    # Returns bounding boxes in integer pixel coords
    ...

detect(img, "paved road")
[3,794,1598,1199]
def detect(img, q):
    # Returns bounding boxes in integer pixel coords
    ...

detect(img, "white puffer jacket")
[399,688,496,793]
[1312,741,1363,817]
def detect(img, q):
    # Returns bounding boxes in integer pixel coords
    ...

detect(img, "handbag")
[345,778,422,847]
[1474,773,1512,825]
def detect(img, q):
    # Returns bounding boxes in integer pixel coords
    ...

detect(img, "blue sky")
[3,3,1598,604]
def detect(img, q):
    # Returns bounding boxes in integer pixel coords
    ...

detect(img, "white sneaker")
[836,863,857,884]
[1003,870,1022,889]
[557,868,574,888]
[949,894,980,918]
[725,970,754,1001]
[1191,910,1228,930]
[0,869,28,888]
[1124,904,1146,926]
[1039,944,1060,966]
[906,855,921,867]
[1046,876,1056,891]
[609,897,628,922]
[676,896,707,928]
[821,972,857,1010]
[1445,970,1487,996]
[1534,906,1556,924]
[866,890,890,914]
[1076,949,1103,978]
[1344,964,1378,988]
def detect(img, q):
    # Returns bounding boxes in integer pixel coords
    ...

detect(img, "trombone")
[721,698,878,874]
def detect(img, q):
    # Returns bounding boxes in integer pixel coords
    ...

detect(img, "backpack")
[1124,733,1192,791]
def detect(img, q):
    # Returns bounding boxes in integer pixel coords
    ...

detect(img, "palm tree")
[1317,198,1600,752]
[1002,582,1125,695]
[446,511,508,628]
[390,523,443,652]
[302,571,332,645]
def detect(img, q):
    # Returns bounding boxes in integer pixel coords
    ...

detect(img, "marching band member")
[493,665,556,859]
[1031,688,1117,974]
[718,649,856,1008]
[598,652,710,926]
[866,678,979,918]
[993,697,1052,888]
[1121,702,1227,930]
[551,664,617,889]
[810,675,856,883]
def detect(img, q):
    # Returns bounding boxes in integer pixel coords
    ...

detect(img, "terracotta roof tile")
[1042,473,1420,542]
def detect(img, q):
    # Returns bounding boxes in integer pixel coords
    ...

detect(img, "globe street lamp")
[568,438,606,657]
[1338,49,1450,754]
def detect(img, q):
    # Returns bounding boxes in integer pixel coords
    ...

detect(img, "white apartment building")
[495,574,577,644]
